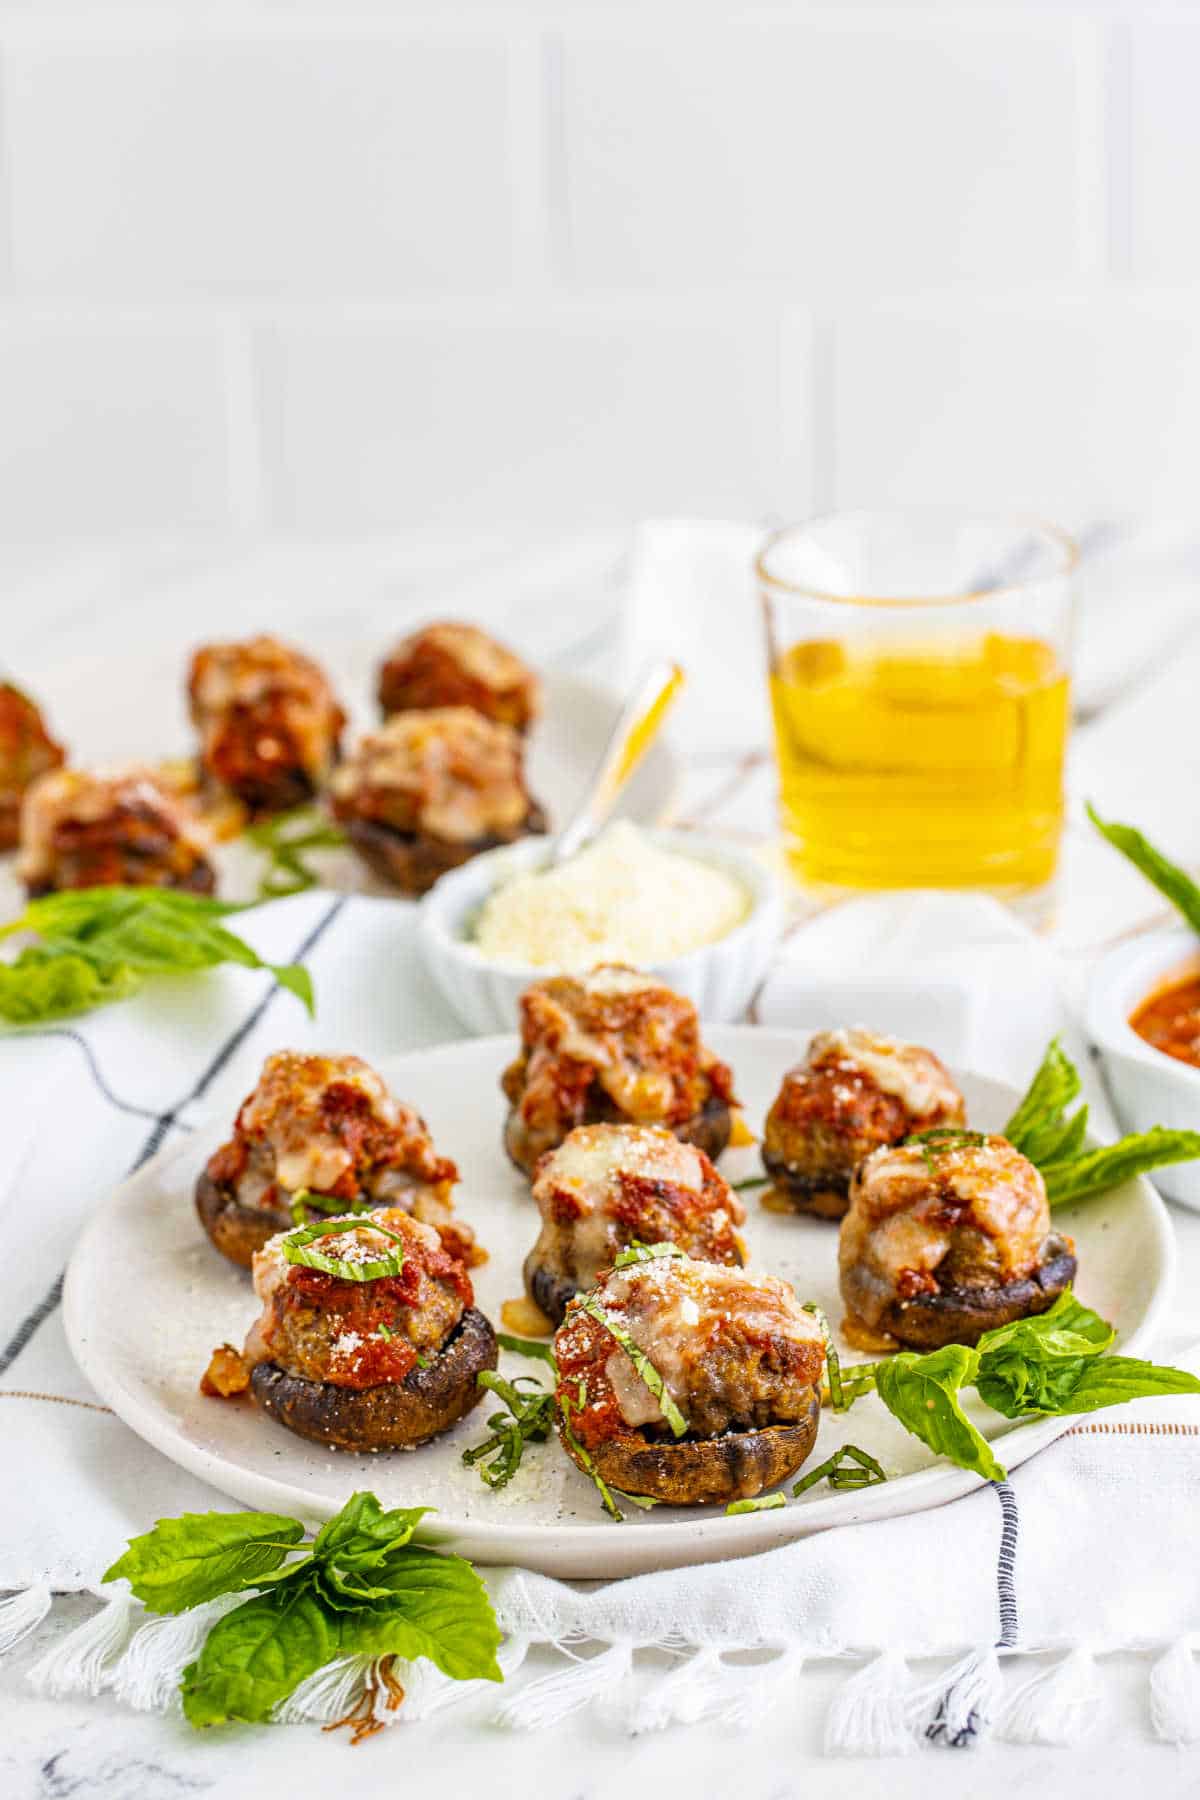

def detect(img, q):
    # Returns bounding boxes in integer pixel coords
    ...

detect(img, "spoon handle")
[549,660,685,866]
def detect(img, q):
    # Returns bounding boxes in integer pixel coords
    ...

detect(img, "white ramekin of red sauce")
[1088,926,1200,1209]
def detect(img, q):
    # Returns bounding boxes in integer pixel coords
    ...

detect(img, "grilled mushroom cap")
[558,1396,820,1507]
[249,1306,497,1451]
[343,802,547,898]
[843,1236,1077,1351]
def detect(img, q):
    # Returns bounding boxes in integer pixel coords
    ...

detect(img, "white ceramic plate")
[64,1027,1176,1579]
[0,669,681,913]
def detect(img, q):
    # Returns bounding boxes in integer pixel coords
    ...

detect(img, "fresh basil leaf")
[975,1291,1115,1363]
[1039,1355,1200,1414]
[246,807,346,901]
[181,1583,336,1727]
[0,887,315,1022]
[311,1492,429,1570]
[1004,1037,1083,1165]
[1042,1129,1200,1204]
[1087,803,1200,936]
[726,1493,786,1515]
[0,946,142,1023]
[103,1511,306,1615]
[329,1548,502,1683]
[874,1344,1006,1483]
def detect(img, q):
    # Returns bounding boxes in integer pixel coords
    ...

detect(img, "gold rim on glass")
[755,510,1079,610]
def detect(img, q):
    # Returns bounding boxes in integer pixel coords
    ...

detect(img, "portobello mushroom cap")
[345,801,547,898]
[759,1151,851,1221]
[249,1305,497,1450]
[843,1234,1077,1351]
[504,1091,732,1180]
[558,1390,821,1506]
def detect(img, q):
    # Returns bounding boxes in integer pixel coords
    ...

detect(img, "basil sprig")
[0,887,314,1024]
[1087,802,1200,935]
[840,1291,1200,1480]
[103,1490,502,1729]
[573,1292,689,1439]
[288,1188,367,1226]
[246,806,347,901]
[281,1216,407,1282]
[1006,1038,1200,1203]
[462,1371,556,1491]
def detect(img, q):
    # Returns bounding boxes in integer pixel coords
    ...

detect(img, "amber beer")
[758,516,1076,900]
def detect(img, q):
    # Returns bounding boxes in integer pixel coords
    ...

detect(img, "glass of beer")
[759,512,1076,904]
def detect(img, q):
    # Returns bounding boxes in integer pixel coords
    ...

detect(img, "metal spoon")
[548,659,685,866]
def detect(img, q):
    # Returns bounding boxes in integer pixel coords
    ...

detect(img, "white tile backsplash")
[557,16,1088,291]
[6,35,513,295]
[826,296,1200,524]
[0,313,234,534]
[257,307,802,530]
[0,6,1184,539]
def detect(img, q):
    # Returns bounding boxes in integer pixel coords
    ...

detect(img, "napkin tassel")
[825,1649,915,1756]
[1150,1635,1200,1744]
[493,1638,634,1730]
[0,1583,53,1655]
[906,1645,1002,1749]
[392,1632,530,1724]
[994,1644,1101,1746]
[110,1594,243,1713]
[27,1591,135,1698]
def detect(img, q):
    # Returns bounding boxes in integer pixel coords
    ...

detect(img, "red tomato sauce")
[1131,975,1200,1070]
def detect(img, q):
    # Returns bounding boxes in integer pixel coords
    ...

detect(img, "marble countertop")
[3,530,1200,1797]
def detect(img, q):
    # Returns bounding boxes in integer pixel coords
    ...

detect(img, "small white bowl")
[417,828,784,1036]
[1087,925,1200,1209]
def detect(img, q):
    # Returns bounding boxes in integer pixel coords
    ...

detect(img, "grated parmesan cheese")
[471,821,750,970]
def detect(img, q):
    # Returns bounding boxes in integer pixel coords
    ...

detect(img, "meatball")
[247,1209,471,1388]
[553,1256,825,1504]
[330,707,546,896]
[196,1050,474,1271]
[839,1133,1076,1351]
[239,1208,496,1451]
[378,621,541,734]
[502,965,737,1176]
[0,681,64,851]
[762,1028,965,1220]
[524,1123,746,1325]
[188,635,344,815]
[18,765,216,896]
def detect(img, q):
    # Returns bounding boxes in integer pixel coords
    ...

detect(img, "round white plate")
[64,1027,1176,1579]
[0,668,681,913]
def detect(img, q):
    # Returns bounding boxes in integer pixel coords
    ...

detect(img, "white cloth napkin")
[3,888,1200,1754]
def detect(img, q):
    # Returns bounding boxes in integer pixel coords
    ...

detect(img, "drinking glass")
[758,511,1076,903]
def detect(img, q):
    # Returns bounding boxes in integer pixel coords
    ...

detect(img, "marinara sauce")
[1130,976,1200,1070]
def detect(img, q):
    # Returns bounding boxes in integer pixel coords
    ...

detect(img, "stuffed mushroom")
[18,764,216,896]
[553,1254,825,1506]
[839,1132,1076,1352]
[196,1050,477,1271]
[502,966,737,1177]
[524,1123,746,1327]
[762,1028,965,1221]
[330,708,546,897]
[220,1208,496,1451]
[188,635,345,815]
[0,681,64,851]
[378,621,541,734]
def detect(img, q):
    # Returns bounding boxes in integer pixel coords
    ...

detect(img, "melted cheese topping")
[240,1051,401,1195]
[17,763,213,884]
[331,707,529,842]
[400,622,530,690]
[808,1027,961,1120]
[842,1135,1050,1284]
[598,1258,822,1429]
[537,1123,705,1203]
[253,1205,442,1302]
[190,635,328,715]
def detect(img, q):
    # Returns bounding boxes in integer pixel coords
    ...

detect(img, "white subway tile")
[1129,19,1200,279]
[0,315,235,535]
[258,309,804,529]
[559,17,1086,291]
[6,37,512,295]
[825,298,1200,524]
